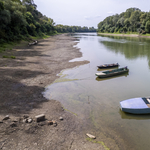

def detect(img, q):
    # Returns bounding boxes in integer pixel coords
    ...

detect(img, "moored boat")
[120,97,150,114]
[97,63,119,69]
[95,66,129,78]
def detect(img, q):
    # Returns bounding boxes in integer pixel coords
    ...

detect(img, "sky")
[34,0,150,28]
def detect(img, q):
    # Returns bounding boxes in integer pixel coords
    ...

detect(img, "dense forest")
[56,25,96,33]
[98,8,150,34]
[0,0,96,44]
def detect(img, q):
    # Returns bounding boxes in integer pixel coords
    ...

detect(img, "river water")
[43,33,150,149]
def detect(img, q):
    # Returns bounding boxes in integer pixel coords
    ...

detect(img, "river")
[43,33,150,150]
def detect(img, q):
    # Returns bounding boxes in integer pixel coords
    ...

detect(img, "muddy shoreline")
[0,34,128,150]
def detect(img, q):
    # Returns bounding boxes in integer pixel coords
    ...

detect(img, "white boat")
[120,97,150,114]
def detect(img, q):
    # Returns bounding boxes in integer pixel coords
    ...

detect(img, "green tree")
[124,18,130,28]
[145,20,150,33]
[22,0,36,12]
[0,0,56,43]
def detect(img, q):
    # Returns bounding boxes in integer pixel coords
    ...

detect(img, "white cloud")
[107,11,114,14]
[84,15,101,20]
[54,18,64,24]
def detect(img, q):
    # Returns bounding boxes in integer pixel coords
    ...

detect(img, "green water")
[43,33,150,149]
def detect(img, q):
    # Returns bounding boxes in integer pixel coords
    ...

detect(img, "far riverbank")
[98,32,150,38]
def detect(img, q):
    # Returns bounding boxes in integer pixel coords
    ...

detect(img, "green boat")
[95,67,129,78]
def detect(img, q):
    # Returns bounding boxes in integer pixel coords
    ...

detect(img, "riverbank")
[0,34,127,150]
[98,32,150,38]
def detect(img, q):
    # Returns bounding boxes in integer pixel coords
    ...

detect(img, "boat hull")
[95,68,129,78]
[120,107,150,114]
[120,97,150,114]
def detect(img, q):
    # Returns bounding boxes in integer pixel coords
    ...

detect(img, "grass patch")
[2,55,9,58]
[0,48,5,53]
[0,42,16,53]
[141,33,150,36]
[3,55,16,59]
[98,31,138,34]
[10,56,16,59]
[98,32,150,37]
[0,33,58,53]
[86,138,110,150]
[62,106,78,116]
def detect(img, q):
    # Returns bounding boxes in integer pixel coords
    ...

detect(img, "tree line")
[55,25,97,33]
[0,0,56,43]
[0,0,97,44]
[97,8,150,34]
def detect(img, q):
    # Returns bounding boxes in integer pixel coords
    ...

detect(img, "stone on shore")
[10,122,17,127]
[23,119,28,123]
[35,114,45,122]
[27,118,33,123]
[52,120,57,127]
[3,115,10,120]
[59,117,63,120]
[47,121,53,125]
[23,115,29,119]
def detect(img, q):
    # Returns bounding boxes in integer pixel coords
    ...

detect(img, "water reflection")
[119,109,150,120]
[72,33,97,37]
[99,35,150,68]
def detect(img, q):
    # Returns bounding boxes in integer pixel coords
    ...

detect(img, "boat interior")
[143,98,150,108]
[104,68,127,74]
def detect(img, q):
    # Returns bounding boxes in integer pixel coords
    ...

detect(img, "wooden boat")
[97,63,119,69]
[95,67,129,78]
[120,97,150,114]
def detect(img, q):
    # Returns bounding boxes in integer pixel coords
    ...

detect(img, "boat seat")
[147,98,150,103]
[147,104,150,108]
[96,72,106,75]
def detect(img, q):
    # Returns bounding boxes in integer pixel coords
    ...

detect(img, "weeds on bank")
[62,106,77,116]
[0,33,58,53]
[98,32,150,37]
[0,43,14,53]
[3,55,16,59]
[141,33,150,36]
[86,138,110,150]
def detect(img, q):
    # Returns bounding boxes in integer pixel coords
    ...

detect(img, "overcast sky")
[34,0,150,28]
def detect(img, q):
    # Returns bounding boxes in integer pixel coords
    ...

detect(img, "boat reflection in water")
[95,72,129,81]
[119,109,150,120]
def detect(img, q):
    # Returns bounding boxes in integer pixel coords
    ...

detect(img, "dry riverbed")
[0,34,126,150]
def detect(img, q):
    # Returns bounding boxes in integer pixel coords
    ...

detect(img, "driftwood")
[28,40,38,46]
[86,133,96,139]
